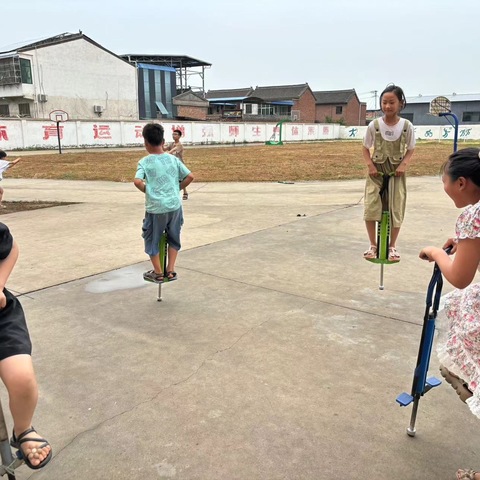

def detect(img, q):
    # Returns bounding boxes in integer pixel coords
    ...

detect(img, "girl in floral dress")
[420,147,480,480]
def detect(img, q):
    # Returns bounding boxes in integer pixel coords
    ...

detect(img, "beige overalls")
[363,119,409,228]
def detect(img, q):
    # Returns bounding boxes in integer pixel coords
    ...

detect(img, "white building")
[0,32,138,120]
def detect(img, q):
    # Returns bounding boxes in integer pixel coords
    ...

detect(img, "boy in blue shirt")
[134,123,193,283]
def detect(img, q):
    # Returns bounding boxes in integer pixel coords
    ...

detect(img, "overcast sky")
[2,0,479,108]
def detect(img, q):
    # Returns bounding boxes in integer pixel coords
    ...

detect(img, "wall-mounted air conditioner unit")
[93,105,104,113]
[37,94,48,103]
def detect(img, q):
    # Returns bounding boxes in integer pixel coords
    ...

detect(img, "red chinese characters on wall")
[251,126,262,137]
[229,126,239,137]
[291,126,299,136]
[323,126,330,135]
[42,125,64,140]
[308,126,315,136]
[0,126,8,141]
[93,124,112,140]
[134,125,143,138]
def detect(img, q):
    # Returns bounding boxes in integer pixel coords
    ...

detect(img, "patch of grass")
[8,141,480,183]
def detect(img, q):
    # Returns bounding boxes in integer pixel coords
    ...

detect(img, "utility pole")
[372,90,378,110]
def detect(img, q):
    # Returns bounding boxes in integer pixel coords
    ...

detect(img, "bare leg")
[389,227,400,248]
[149,254,163,274]
[365,220,377,246]
[0,355,51,467]
[166,246,178,275]
[0,186,4,207]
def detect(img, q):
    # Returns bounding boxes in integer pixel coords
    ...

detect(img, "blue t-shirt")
[135,153,191,214]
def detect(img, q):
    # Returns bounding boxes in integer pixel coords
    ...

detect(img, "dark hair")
[142,123,164,146]
[443,147,480,187]
[0,150,6,159]
[380,84,406,111]
[173,129,182,137]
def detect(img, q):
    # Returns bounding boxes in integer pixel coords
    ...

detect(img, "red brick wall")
[315,97,366,126]
[176,105,207,121]
[293,89,316,123]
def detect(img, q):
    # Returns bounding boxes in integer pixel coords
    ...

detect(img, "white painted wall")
[0,119,479,150]
[1,38,138,121]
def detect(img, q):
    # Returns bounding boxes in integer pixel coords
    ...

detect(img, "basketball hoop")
[49,109,69,122]
[429,96,451,116]
[429,96,459,152]
[48,110,69,154]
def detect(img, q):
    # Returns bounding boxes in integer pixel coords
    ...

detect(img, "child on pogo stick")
[0,223,52,469]
[362,84,415,262]
[420,148,480,480]
[134,123,193,283]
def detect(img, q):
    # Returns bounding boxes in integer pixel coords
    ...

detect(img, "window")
[278,105,291,116]
[463,111,480,122]
[18,103,31,117]
[0,105,9,116]
[0,57,21,85]
[258,104,274,116]
[336,106,343,114]
[143,73,151,118]
[19,58,32,84]
[245,104,252,114]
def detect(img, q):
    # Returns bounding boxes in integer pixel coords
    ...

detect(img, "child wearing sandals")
[0,222,52,470]
[134,123,194,283]
[419,148,480,480]
[362,84,415,262]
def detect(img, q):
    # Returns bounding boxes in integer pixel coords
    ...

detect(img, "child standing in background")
[0,151,21,208]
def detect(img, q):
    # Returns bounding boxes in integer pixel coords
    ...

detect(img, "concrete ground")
[0,177,478,480]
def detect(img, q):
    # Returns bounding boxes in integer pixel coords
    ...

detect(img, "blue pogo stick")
[396,248,452,437]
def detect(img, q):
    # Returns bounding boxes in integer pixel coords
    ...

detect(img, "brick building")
[173,89,209,120]
[314,89,366,126]
[249,83,316,123]
[205,83,316,122]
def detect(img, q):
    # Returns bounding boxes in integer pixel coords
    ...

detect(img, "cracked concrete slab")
[0,177,477,480]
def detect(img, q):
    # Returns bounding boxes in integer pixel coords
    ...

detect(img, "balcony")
[0,83,35,100]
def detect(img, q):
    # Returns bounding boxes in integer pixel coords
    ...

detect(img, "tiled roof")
[313,89,356,104]
[250,84,309,101]
[206,88,253,99]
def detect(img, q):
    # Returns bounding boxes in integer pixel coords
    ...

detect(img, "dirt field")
[7,140,480,183]
[0,201,76,215]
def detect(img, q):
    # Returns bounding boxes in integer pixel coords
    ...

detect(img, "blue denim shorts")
[142,208,183,256]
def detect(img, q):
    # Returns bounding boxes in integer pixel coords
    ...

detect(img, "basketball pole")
[56,121,62,154]
[439,112,459,152]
